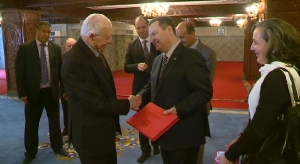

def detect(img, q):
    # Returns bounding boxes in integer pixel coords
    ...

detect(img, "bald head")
[176,21,196,47]
[65,38,76,52]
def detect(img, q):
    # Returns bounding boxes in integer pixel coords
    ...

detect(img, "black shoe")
[153,146,160,155]
[54,148,68,156]
[61,128,68,136]
[23,156,34,164]
[137,153,150,163]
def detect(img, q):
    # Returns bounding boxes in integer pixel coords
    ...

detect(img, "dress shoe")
[153,146,160,155]
[137,153,150,163]
[61,128,68,136]
[23,156,34,164]
[54,148,68,156]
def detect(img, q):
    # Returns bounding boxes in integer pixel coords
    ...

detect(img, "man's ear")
[166,26,173,34]
[191,31,195,36]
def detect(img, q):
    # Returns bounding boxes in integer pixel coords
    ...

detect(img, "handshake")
[128,95,142,111]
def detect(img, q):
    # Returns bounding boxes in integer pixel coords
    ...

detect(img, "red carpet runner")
[114,62,253,110]
[0,69,7,95]
[1,62,254,109]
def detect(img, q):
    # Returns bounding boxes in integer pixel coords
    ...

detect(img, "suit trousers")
[24,88,63,157]
[197,144,205,164]
[139,132,159,154]
[161,146,199,164]
[60,95,68,131]
[79,147,117,164]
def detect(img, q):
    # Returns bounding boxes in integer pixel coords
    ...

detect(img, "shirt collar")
[190,37,199,49]
[139,36,150,44]
[36,39,48,46]
[83,41,100,57]
[165,39,181,59]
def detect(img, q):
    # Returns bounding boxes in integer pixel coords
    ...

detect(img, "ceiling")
[0,0,254,26]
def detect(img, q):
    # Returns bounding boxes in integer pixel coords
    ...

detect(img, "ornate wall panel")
[267,0,300,32]
[268,0,300,11]
[0,10,40,94]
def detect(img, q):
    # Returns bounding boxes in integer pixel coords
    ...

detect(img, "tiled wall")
[33,23,245,72]
[196,26,244,61]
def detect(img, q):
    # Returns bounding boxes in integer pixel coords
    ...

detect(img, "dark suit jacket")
[138,43,212,150]
[61,37,130,156]
[195,39,217,81]
[124,38,160,107]
[15,40,62,102]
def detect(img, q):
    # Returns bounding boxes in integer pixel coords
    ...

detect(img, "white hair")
[80,14,112,38]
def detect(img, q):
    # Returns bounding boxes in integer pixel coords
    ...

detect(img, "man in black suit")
[60,38,76,136]
[61,14,141,164]
[15,21,68,164]
[124,15,161,163]
[176,21,216,164]
[137,16,212,164]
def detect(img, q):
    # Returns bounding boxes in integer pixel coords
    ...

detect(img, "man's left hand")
[163,106,177,115]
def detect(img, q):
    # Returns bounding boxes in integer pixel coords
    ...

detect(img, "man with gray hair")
[61,14,141,164]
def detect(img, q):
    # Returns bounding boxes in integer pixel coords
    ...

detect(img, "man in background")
[62,14,141,164]
[60,37,76,136]
[176,21,217,164]
[137,16,212,164]
[15,21,68,164]
[124,15,161,163]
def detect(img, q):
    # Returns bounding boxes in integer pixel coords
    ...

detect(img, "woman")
[219,18,300,163]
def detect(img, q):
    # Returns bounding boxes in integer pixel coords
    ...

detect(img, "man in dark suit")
[15,21,68,164]
[61,14,141,164]
[137,16,212,164]
[176,21,217,164]
[124,15,161,163]
[60,38,76,136]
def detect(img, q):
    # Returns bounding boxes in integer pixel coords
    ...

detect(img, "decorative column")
[0,9,40,95]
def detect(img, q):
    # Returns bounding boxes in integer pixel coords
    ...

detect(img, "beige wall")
[196,26,244,62]
[50,23,244,71]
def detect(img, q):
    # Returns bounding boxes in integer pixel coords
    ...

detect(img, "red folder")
[126,102,179,141]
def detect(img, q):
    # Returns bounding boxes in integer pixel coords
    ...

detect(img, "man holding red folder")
[137,16,212,164]
[124,15,161,163]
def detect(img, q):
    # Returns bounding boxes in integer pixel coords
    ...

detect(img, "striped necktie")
[40,44,49,85]
[160,55,168,78]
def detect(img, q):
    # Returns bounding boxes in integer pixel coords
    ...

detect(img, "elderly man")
[61,14,141,164]
[176,21,217,164]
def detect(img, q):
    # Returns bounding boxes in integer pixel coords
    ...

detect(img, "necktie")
[40,44,49,85]
[143,40,148,57]
[98,53,107,68]
[160,55,168,78]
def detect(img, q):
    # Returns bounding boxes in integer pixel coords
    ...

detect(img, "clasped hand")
[128,95,142,111]
[137,63,148,71]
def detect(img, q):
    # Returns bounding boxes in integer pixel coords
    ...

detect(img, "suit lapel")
[48,42,55,68]
[77,38,116,93]
[31,40,41,66]
[152,54,162,89]
[136,39,146,60]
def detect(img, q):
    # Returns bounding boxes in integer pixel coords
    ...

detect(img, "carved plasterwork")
[1,10,41,93]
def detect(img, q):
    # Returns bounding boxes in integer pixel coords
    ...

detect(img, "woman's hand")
[219,154,234,164]
[226,136,240,149]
